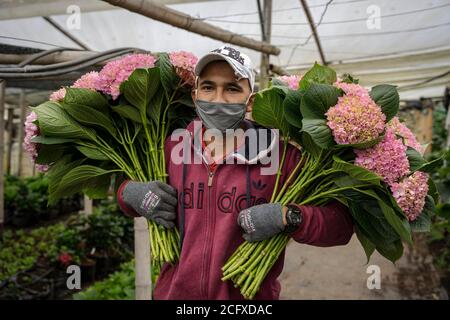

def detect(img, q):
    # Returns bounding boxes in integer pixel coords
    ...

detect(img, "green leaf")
[349,200,404,262]
[148,88,164,124]
[121,68,161,115]
[377,196,412,245]
[376,239,404,263]
[333,133,384,150]
[301,118,334,149]
[35,144,66,164]
[332,156,382,186]
[300,83,340,119]
[51,165,118,202]
[410,196,434,232]
[111,105,143,123]
[299,62,337,90]
[83,175,113,199]
[283,89,304,128]
[47,156,84,205]
[64,88,109,112]
[355,224,375,264]
[349,201,399,246]
[406,147,426,171]
[418,156,444,173]
[341,73,359,84]
[299,132,323,158]
[428,177,439,203]
[156,53,179,97]
[369,84,399,122]
[252,87,288,136]
[31,136,74,144]
[76,145,109,160]
[33,101,96,140]
[62,103,116,136]
[270,78,287,87]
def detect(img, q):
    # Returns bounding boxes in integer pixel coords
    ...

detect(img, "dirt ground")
[279,234,448,300]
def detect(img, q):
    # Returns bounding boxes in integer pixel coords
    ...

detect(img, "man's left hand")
[237,203,287,242]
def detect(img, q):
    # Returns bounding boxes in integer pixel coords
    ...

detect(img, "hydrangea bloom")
[49,88,66,102]
[334,81,370,97]
[325,90,386,145]
[23,112,49,172]
[96,54,157,99]
[277,75,302,90]
[72,71,100,90]
[169,51,198,86]
[49,71,100,102]
[355,128,410,185]
[390,171,429,221]
[388,116,424,154]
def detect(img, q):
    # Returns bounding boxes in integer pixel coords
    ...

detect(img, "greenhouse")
[0,0,450,304]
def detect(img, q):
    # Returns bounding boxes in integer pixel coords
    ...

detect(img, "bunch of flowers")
[25,52,198,274]
[222,63,440,299]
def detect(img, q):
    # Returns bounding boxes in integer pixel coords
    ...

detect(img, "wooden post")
[258,0,272,89]
[5,106,13,175]
[17,91,26,177]
[81,195,93,215]
[0,80,5,231]
[134,217,151,300]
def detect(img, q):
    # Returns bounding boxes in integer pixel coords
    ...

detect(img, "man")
[117,46,354,300]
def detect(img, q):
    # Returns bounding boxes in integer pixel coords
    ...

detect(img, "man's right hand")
[120,180,178,228]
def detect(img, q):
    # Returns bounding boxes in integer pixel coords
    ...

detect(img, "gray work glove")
[121,180,178,229]
[237,203,285,242]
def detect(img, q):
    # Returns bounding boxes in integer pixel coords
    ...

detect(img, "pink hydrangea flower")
[388,116,424,154]
[169,51,198,87]
[49,88,66,102]
[23,112,49,172]
[96,54,157,99]
[277,75,302,90]
[49,71,100,102]
[355,128,410,185]
[72,71,100,90]
[334,81,370,97]
[325,88,386,145]
[390,171,429,221]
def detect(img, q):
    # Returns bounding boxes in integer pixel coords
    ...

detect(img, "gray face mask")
[194,96,251,133]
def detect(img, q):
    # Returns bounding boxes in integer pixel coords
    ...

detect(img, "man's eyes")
[200,86,242,92]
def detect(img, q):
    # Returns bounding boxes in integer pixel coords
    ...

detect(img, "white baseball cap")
[195,46,255,91]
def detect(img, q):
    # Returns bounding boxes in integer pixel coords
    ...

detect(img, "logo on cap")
[212,46,245,65]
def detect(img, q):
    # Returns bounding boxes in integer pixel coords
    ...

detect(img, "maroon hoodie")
[118,118,354,300]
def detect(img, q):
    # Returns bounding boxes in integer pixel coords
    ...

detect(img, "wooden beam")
[258,0,273,89]
[17,91,26,177]
[102,0,280,56]
[300,0,327,65]
[0,0,217,20]
[269,64,288,76]
[5,107,13,175]
[0,80,5,231]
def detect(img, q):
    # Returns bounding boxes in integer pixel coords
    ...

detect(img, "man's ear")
[246,93,255,113]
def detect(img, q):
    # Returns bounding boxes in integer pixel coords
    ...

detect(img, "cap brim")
[195,52,246,79]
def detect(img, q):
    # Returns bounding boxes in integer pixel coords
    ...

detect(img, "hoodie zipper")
[200,162,217,299]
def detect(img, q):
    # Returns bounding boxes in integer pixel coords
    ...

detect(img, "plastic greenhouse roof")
[1,0,450,100]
